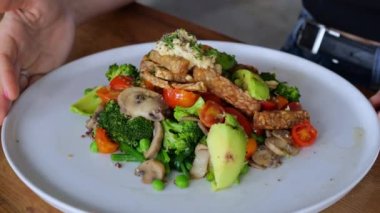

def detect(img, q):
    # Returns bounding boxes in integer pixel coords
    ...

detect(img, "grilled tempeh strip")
[253,110,310,130]
[148,50,190,75]
[193,67,261,115]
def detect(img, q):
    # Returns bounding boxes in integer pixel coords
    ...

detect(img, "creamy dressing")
[154,29,217,70]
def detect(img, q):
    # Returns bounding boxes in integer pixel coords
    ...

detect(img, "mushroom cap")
[135,159,165,184]
[118,87,167,121]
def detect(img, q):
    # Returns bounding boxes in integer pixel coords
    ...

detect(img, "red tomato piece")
[109,75,134,91]
[201,92,223,105]
[260,100,277,111]
[95,128,119,153]
[291,120,318,147]
[288,102,303,111]
[163,88,199,108]
[96,86,120,103]
[224,107,252,135]
[199,101,225,128]
[275,95,289,110]
[245,138,258,160]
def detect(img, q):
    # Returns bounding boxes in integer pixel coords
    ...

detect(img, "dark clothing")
[282,1,380,90]
[303,0,380,42]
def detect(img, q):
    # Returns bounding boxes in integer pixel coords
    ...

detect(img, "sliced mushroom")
[250,146,281,169]
[135,159,165,184]
[85,104,104,134]
[190,144,210,179]
[144,121,164,159]
[117,87,167,121]
[265,130,300,156]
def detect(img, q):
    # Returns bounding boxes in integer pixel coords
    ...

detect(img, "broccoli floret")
[173,97,205,121]
[97,101,154,147]
[259,72,277,81]
[205,48,237,71]
[162,119,204,174]
[259,72,301,102]
[162,119,204,155]
[105,63,139,82]
[274,82,301,102]
[125,116,154,142]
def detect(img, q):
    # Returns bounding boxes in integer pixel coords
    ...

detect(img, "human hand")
[370,90,380,118]
[0,0,76,125]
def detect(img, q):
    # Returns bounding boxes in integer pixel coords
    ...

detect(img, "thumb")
[0,53,20,101]
[0,0,26,12]
[0,89,12,126]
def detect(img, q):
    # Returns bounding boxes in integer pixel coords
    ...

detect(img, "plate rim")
[2,41,380,213]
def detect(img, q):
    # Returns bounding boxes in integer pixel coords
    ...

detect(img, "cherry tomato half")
[199,101,225,128]
[291,120,318,147]
[96,86,120,103]
[163,88,200,108]
[288,102,303,111]
[109,75,134,91]
[224,107,252,135]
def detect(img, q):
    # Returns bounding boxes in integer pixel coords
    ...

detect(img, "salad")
[71,29,318,191]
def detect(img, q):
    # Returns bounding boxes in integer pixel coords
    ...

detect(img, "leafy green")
[173,97,205,121]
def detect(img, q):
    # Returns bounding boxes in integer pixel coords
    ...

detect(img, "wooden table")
[0,3,378,212]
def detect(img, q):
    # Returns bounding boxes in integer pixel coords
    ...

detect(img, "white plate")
[2,41,380,213]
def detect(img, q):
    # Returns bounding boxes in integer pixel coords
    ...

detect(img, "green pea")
[89,141,98,153]
[205,171,214,182]
[139,138,151,152]
[175,174,190,189]
[152,179,165,191]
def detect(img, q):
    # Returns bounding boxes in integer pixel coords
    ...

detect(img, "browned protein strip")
[253,110,310,130]
[171,82,207,93]
[148,50,190,75]
[193,67,261,115]
[140,59,171,88]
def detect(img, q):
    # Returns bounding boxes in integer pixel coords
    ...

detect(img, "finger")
[369,90,380,109]
[29,74,44,85]
[0,0,25,12]
[0,53,19,100]
[19,71,29,91]
[0,89,12,126]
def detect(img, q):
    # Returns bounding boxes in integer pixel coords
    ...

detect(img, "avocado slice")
[70,86,102,116]
[232,69,270,100]
[207,114,247,191]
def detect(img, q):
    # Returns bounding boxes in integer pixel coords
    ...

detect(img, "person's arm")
[0,0,134,125]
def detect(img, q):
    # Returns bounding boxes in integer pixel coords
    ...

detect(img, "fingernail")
[3,90,9,99]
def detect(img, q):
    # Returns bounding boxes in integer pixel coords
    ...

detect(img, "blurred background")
[138,0,302,49]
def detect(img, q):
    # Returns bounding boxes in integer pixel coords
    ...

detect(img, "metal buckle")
[297,21,340,54]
